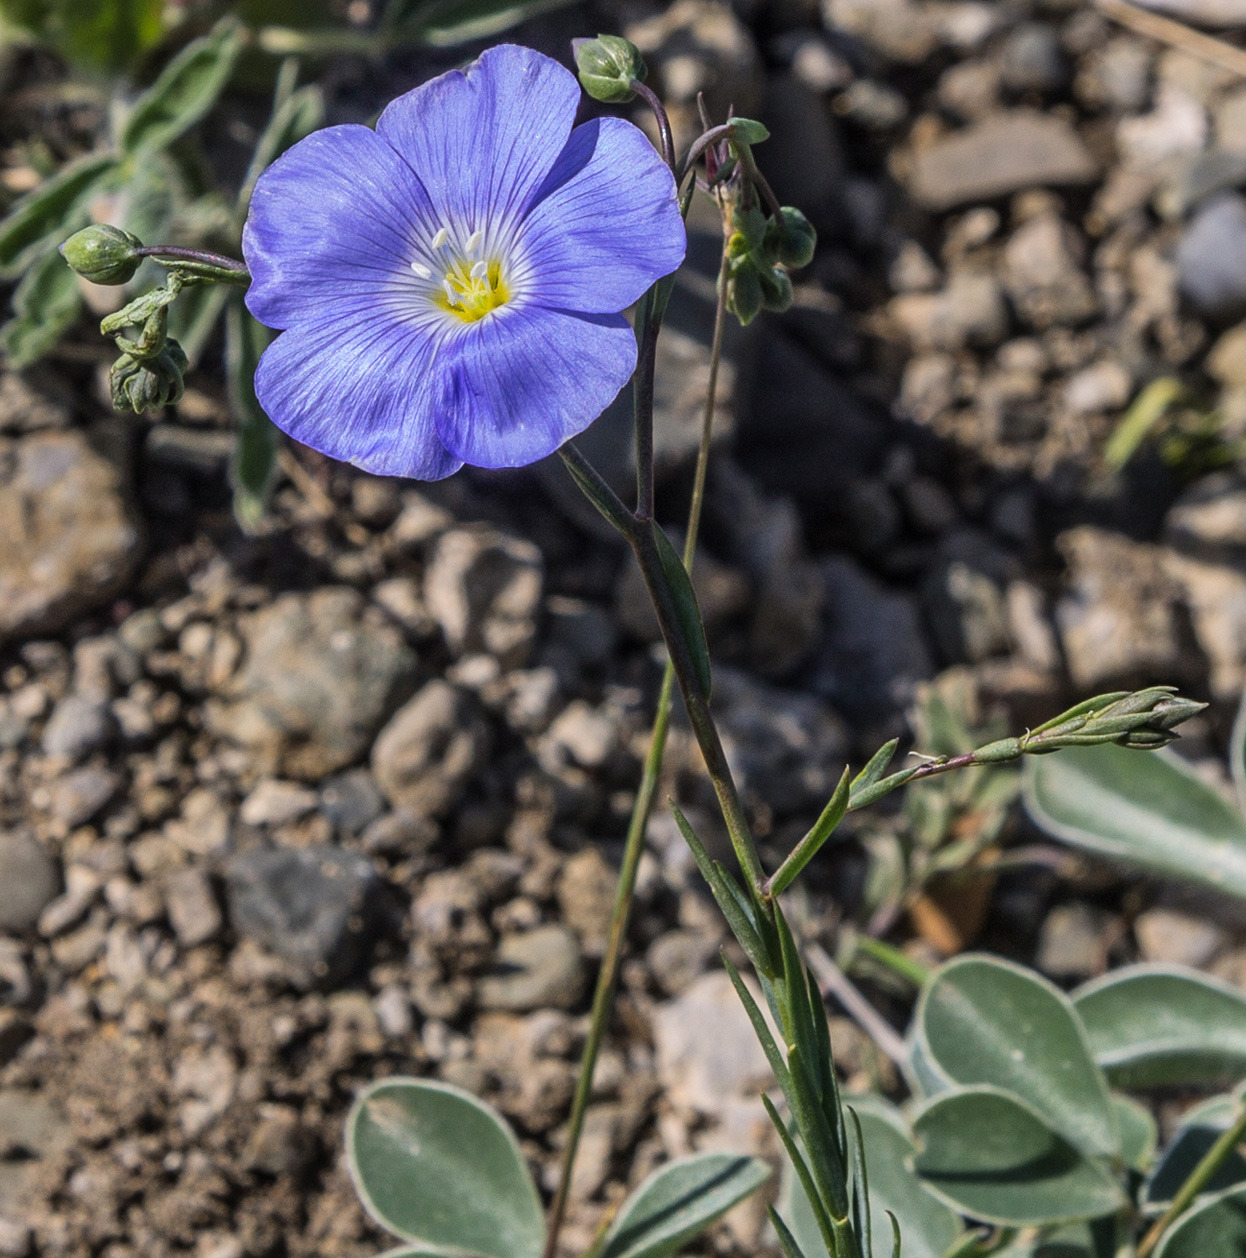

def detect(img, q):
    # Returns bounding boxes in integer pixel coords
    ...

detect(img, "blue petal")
[376,44,580,235]
[254,318,462,481]
[519,118,687,313]
[433,306,636,468]
[243,124,440,332]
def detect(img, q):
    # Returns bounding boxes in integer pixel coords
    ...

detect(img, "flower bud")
[766,206,817,270]
[726,265,762,326]
[60,225,143,285]
[759,265,793,313]
[110,340,188,413]
[574,35,646,103]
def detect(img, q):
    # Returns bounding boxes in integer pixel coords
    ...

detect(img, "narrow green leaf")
[1023,743,1246,899]
[652,520,712,699]
[346,1077,545,1258]
[0,152,116,279]
[1104,377,1184,470]
[238,81,325,214]
[406,0,578,45]
[787,1042,849,1222]
[601,1153,770,1258]
[847,1109,872,1258]
[1073,965,1246,1088]
[1,246,81,366]
[851,740,899,796]
[120,19,243,156]
[769,767,851,897]
[911,1086,1128,1226]
[764,1096,840,1258]
[226,299,277,533]
[721,954,792,1096]
[1152,1183,1246,1257]
[915,955,1119,1159]
[770,1205,810,1258]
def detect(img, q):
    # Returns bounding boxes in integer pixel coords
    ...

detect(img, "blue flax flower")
[243,43,687,479]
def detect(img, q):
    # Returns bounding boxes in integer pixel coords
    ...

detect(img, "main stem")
[542,251,732,1258]
[1138,1102,1246,1258]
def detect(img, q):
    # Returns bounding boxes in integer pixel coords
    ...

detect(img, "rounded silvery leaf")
[781,1097,962,1258]
[914,955,1118,1158]
[1145,1093,1246,1208]
[1153,1184,1246,1257]
[1072,965,1246,1088]
[346,1077,544,1258]
[1112,1094,1158,1175]
[910,1085,1127,1227]
[601,1153,770,1258]
[1023,744,1246,900]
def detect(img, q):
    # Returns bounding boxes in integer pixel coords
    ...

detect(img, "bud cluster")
[723,202,815,326]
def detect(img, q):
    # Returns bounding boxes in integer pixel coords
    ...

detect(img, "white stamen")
[442,279,458,304]
[466,229,484,254]
[470,260,488,280]
[431,227,449,248]
[410,261,433,279]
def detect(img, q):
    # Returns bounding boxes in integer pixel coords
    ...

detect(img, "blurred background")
[3,0,1246,1255]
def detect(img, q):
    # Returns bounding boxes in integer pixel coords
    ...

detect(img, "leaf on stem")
[0,246,81,366]
[768,767,851,897]
[651,521,712,699]
[227,299,278,533]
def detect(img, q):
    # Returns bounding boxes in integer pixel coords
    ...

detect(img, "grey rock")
[545,597,618,668]
[48,766,120,827]
[320,769,386,836]
[359,809,439,856]
[238,779,319,828]
[0,1090,71,1212]
[891,270,1010,350]
[0,1215,30,1258]
[0,429,143,645]
[1208,323,1246,388]
[822,0,940,64]
[1003,213,1098,329]
[0,372,71,435]
[225,846,384,988]
[1162,550,1246,699]
[206,587,417,780]
[909,110,1098,210]
[0,830,58,934]
[1080,36,1153,114]
[647,929,720,996]
[476,924,586,1012]
[998,24,1069,94]
[40,694,115,761]
[539,701,619,772]
[1166,471,1246,560]
[924,559,1010,664]
[813,556,935,725]
[1135,907,1226,967]
[246,1107,314,1176]
[1178,195,1246,320]
[371,680,491,817]
[556,848,618,956]
[1055,527,1190,688]
[1037,904,1115,979]
[164,866,223,948]
[424,527,543,667]
[713,666,850,814]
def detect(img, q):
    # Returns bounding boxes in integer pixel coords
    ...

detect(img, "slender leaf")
[238,81,324,213]
[346,1077,544,1258]
[770,767,851,896]
[1,246,81,366]
[1023,743,1246,899]
[600,1153,770,1258]
[653,521,712,699]
[120,19,243,156]
[226,299,277,533]
[914,955,1119,1158]
[1073,965,1246,1087]
[0,151,116,279]
[911,1086,1127,1227]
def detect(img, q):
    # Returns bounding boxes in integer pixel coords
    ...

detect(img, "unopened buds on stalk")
[60,225,143,286]
[574,35,647,103]
[723,201,814,326]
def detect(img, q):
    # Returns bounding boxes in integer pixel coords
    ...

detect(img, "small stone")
[374,984,414,1038]
[890,271,1009,351]
[0,1090,71,1213]
[924,560,1010,663]
[539,701,618,771]
[246,1106,313,1176]
[1003,213,1098,329]
[1064,361,1133,414]
[822,0,939,64]
[40,693,115,760]
[37,865,100,937]
[889,240,941,293]
[225,845,384,989]
[424,526,543,667]
[0,830,59,933]
[1135,907,1227,967]
[1118,83,1206,171]
[647,930,720,996]
[1178,194,1246,320]
[371,680,490,818]
[320,769,386,836]
[0,1216,31,1258]
[360,809,439,856]
[476,925,586,1012]
[1037,904,1116,979]
[239,779,319,828]
[206,587,417,780]
[909,110,1098,210]
[47,765,119,828]
[557,849,618,956]
[0,429,143,645]
[164,867,222,948]
[998,23,1069,95]
[164,788,231,856]
[1208,323,1246,389]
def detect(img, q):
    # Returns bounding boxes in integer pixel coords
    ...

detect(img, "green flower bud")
[758,265,793,313]
[574,35,646,103]
[110,339,188,413]
[726,265,762,326]
[766,206,817,269]
[60,225,143,285]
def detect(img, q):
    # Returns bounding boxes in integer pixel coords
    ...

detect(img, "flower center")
[414,226,512,324]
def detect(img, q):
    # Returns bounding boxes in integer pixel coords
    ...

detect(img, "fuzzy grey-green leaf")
[346,1078,544,1258]
[1153,1184,1246,1257]
[602,1153,771,1258]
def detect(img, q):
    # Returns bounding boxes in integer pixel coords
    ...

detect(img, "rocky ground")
[6,1,1246,1256]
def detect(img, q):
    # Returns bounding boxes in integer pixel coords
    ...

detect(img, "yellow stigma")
[434,257,510,323]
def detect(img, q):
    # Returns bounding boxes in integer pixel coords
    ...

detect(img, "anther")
[431,227,449,248]
[470,260,488,280]
[442,279,458,304]
[466,229,484,254]
[410,261,433,279]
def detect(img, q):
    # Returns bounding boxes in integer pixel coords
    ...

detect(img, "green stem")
[1138,1102,1246,1258]
[853,936,930,988]
[542,250,732,1258]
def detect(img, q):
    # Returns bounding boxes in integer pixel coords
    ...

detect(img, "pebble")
[0,429,143,644]
[423,526,543,667]
[41,694,116,761]
[1135,907,1227,967]
[47,766,120,828]
[909,110,1098,210]
[371,680,491,817]
[647,929,720,996]
[1178,194,1246,319]
[239,779,319,828]
[1064,361,1133,414]
[1003,212,1098,329]
[891,270,1009,351]
[556,849,619,956]
[476,925,586,1012]
[163,866,223,948]
[319,769,386,836]
[1037,903,1116,979]
[0,830,59,933]
[206,588,417,780]
[225,846,384,989]
[998,24,1069,95]
[0,1089,71,1212]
